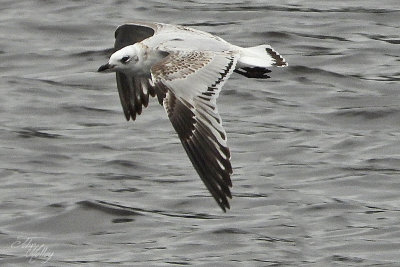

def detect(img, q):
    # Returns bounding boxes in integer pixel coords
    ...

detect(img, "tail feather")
[237,44,287,68]
[235,44,287,78]
[265,46,287,67]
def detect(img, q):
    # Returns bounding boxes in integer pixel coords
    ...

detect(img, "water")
[1,0,399,266]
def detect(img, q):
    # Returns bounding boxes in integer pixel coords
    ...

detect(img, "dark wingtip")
[219,199,231,212]
[234,67,272,79]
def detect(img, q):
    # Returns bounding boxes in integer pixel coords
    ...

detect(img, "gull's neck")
[129,43,164,76]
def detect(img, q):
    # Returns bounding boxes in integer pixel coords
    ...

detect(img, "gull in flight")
[98,22,287,211]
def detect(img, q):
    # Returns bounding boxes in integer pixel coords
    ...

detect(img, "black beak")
[98,63,113,72]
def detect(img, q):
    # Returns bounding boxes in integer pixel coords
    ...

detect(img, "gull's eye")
[120,56,130,64]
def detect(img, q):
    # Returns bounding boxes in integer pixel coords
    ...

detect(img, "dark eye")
[120,56,130,64]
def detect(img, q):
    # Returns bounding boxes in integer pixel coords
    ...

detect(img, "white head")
[98,44,140,73]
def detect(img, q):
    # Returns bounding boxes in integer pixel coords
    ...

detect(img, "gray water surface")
[1,1,399,266]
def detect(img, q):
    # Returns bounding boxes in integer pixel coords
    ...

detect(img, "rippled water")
[1,0,399,266]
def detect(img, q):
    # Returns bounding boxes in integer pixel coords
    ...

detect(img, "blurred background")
[0,0,399,265]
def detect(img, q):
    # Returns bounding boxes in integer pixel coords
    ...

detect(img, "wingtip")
[219,202,230,213]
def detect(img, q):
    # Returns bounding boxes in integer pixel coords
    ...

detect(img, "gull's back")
[142,23,235,53]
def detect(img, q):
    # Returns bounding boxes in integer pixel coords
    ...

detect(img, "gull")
[98,21,287,212]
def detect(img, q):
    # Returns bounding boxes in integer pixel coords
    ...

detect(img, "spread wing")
[151,50,238,211]
[114,23,162,120]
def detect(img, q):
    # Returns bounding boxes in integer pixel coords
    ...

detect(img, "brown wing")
[151,50,238,211]
[113,23,160,121]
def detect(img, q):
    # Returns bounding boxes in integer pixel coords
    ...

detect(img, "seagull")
[98,21,287,212]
